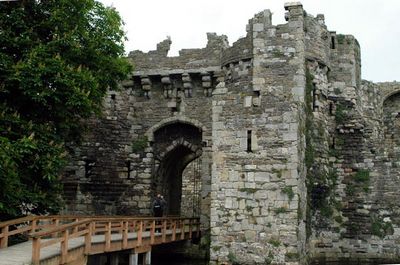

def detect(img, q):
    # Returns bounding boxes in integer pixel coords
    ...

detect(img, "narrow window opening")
[329,102,334,115]
[252,90,261,107]
[126,161,131,179]
[247,130,252,152]
[330,137,336,150]
[331,36,336,49]
[110,94,117,111]
[84,160,95,178]
[312,83,317,111]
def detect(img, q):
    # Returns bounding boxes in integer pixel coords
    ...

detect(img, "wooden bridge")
[0,215,200,265]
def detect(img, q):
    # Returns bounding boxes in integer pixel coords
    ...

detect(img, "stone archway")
[383,92,400,178]
[151,122,202,216]
[383,92,400,146]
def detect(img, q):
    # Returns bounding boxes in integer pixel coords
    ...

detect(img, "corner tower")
[210,3,307,264]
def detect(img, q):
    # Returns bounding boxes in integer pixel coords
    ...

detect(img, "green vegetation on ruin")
[282,186,295,202]
[132,136,148,153]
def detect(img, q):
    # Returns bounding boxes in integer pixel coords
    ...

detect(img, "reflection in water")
[152,256,207,265]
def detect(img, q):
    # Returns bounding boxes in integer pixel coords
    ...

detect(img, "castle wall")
[305,20,400,264]
[61,2,400,264]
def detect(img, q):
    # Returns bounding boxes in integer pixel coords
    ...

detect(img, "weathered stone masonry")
[62,2,400,264]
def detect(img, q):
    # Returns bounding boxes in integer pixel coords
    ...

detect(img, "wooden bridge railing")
[0,215,84,248]
[0,216,200,265]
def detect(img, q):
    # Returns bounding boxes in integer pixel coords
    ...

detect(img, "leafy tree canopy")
[0,0,131,220]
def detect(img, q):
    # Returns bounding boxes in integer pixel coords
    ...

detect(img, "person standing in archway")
[152,193,167,217]
[152,193,167,232]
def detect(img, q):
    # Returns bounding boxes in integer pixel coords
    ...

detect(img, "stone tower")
[62,2,400,264]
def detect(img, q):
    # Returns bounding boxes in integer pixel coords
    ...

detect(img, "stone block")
[244,230,256,242]
[161,76,171,84]
[283,132,297,141]
[183,82,193,89]
[253,23,264,32]
[244,96,252,107]
[254,172,269,182]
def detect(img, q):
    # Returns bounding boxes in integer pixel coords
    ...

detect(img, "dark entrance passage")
[152,122,202,216]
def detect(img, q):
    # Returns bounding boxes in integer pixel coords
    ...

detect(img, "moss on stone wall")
[131,136,148,153]
[335,103,348,124]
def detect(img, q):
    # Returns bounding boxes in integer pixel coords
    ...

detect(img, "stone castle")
[62,2,400,264]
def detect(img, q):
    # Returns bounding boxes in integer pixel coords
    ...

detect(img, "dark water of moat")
[151,251,208,265]
[150,259,393,265]
[151,258,207,265]
[89,249,395,265]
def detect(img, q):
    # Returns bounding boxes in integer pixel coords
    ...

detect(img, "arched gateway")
[151,121,203,216]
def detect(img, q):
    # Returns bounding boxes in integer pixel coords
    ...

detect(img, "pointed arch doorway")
[152,122,203,217]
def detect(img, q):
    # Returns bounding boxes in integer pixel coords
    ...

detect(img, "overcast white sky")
[98,0,400,83]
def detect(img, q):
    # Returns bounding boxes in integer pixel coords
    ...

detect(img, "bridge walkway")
[0,215,200,265]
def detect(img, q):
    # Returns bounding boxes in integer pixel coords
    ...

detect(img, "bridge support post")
[143,251,151,265]
[110,253,119,265]
[129,253,139,265]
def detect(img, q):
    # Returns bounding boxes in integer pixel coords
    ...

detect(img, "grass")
[268,238,281,247]
[228,252,239,264]
[282,186,295,202]
[274,207,288,214]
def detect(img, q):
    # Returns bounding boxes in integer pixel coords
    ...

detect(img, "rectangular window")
[247,130,252,152]
[126,161,131,179]
[331,36,336,49]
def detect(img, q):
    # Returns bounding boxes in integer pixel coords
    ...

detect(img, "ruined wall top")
[128,33,228,75]
[127,2,361,87]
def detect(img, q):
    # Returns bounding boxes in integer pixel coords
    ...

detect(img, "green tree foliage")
[0,0,131,220]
